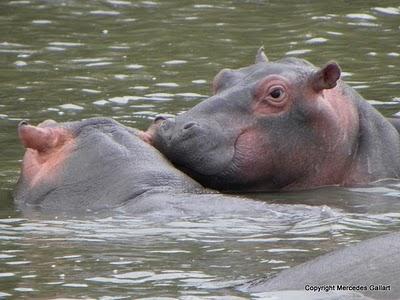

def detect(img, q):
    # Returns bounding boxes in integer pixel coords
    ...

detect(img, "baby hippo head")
[151,48,360,191]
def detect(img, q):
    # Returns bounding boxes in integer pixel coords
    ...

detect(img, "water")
[0,0,399,298]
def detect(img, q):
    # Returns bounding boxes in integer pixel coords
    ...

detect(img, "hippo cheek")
[228,129,274,184]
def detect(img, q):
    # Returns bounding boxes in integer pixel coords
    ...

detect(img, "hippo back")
[244,232,400,299]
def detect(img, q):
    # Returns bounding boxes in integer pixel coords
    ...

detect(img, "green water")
[0,0,400,299]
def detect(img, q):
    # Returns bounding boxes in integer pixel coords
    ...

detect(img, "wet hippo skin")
[151,48,400,192]
[14,117,329,217]
[15,117,200,213]
[242,232,400,300]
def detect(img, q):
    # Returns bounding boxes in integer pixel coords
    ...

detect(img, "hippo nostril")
[160,118,175,131]
[154,115,167,123]
[19,120,29,127]
[183,122,198,130]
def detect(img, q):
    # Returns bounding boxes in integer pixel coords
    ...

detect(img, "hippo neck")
[343,95,400,185]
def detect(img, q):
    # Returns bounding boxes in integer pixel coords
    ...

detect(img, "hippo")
[241,231,400,300]
[151,48,400,192]
[14,117,330,218]
[15,117,200,214]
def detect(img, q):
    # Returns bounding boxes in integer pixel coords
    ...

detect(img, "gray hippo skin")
[15,117,200,213]
[151,48,400,192]
[15,117,326,217]
[242,232,400,300]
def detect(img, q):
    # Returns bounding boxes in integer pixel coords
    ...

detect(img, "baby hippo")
[15,117,310,217]
[151,48,400,192]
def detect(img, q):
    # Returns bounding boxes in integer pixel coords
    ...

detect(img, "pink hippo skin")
[151,48,400,192]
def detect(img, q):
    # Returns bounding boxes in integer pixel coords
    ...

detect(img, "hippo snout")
[174,120,203,140]
[177,121,203,141]
[157,117,201,138]
[154,117,209,150]
[158,118,175,133]
[153,115,237,180]
[182,121,199,130]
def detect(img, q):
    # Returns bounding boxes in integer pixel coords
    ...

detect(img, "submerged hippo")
[151,48,400,192]
[242,231,400,300]
[15,117,199,213]
[14,117,329,217]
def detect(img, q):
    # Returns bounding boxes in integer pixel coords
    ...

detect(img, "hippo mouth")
[149,119,239,179]
[169,130,251,190]
[177,134,237,177]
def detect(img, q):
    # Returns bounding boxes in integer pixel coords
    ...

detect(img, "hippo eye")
[267,86,286,103]
[270,88,283,99]
[255,76,290,112]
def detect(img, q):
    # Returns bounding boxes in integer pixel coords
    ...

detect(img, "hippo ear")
[311,62,341,92]
[255,46,268,63]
